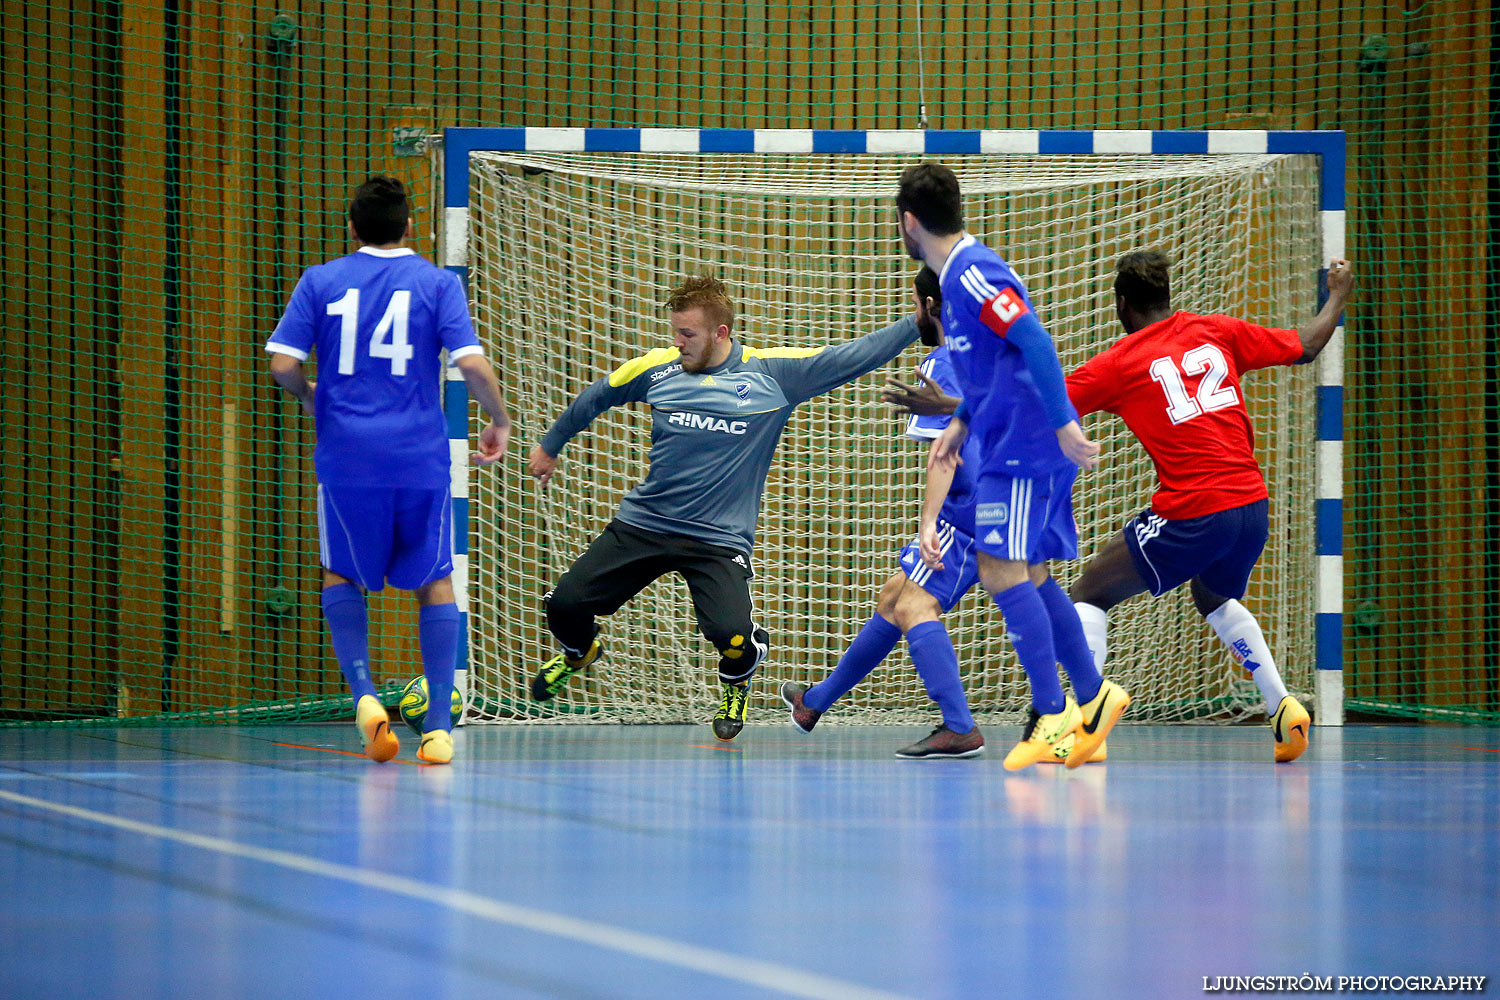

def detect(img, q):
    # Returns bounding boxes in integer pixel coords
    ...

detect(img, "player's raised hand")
[471,420,510,466]
[1056,421,1101,470]
[1326,258,1354,298]
[881,367,958,417]
[528,444,559,488]
[927,418,967,473]
[919,518,945,570]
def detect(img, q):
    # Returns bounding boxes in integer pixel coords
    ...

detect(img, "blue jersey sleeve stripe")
[968,268,1000,299]
[960,269,990,304]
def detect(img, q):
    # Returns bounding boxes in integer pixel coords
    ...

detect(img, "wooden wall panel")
[114,0,170,717]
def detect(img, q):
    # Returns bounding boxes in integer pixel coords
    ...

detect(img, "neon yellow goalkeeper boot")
[355,694,399,763]
[531,639,604,701]
[713,682,750,741]
[1270,695,1311,763]
[1003,698,1081,771]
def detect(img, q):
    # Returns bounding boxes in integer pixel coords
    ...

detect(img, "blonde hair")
[665,276,735,332]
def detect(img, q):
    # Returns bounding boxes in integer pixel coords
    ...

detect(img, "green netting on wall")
[2,2,1496,725]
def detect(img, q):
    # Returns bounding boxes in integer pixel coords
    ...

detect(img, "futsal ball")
[398,676,464,736]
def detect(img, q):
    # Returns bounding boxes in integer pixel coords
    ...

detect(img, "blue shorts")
[1124,499,1269,598]
[973,466,1079,562]
[317,484,454,592]
[898,518,980,612]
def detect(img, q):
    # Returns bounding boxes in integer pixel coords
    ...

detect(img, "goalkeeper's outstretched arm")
[763,311,926,405]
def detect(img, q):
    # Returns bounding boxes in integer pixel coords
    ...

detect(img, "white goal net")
[461,150,1319,725]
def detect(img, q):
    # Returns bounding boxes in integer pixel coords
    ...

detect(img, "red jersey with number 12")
[1066,312,1304,519]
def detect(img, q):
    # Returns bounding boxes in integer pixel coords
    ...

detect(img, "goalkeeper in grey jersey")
[526,275,934,740]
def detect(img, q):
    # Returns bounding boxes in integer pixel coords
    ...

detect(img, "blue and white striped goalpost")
[439,127,1346,726]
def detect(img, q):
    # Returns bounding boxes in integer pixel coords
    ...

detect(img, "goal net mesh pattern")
[463,151,1319,725]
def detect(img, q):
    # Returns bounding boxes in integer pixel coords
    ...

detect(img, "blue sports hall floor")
[1,721,1495,999]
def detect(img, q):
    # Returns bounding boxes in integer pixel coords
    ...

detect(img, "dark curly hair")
[1114,250,1172,312]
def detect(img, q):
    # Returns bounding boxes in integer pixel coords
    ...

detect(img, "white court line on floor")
[0,787,912,1000]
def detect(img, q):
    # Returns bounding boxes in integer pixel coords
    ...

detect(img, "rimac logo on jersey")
[947,335,973,353]
[650,364,683,382]
[668,411,748,435]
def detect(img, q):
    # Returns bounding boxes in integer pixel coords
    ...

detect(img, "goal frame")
[437,127,1347,726]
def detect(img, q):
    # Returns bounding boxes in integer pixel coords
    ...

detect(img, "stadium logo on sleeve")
[650,363,684,382]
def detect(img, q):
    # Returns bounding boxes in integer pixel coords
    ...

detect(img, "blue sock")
[992,581,1065,714]
[905,621,975,733]
[805,614,902,712]
[1037,577,1103,704]
[419,603,461,733]
[322,584,375,704]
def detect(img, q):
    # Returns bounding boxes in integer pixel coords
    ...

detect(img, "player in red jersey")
[1066,250,1354,762]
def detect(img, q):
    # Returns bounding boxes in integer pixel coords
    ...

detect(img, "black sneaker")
[779,681,823,734]
[530,640,603,701]
[895,724,985,759]
[713,682,750,741]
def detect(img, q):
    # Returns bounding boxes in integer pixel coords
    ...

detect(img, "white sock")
[1074,602,1108,672]
[1205,599,1288,712]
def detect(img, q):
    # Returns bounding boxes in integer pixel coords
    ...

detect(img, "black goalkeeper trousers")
[545,519,767,684]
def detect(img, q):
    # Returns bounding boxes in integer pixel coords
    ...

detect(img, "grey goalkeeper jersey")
[540,317,921,556]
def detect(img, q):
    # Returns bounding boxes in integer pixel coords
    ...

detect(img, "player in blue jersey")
[784,267,1109,764]
[779,268,990,758]
[526,276,929,742]
[267,176,512,766]
[897,162,1130,770]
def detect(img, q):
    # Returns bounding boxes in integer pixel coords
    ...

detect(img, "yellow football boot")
[1270,695,1311,763]
[1068,679,1131,769]
[1004,699,1081,771]
[356,694,399,763]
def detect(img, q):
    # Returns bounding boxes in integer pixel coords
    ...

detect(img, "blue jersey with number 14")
[266,246,483,488]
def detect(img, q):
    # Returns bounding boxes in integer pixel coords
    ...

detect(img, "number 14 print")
[326,288,414,376]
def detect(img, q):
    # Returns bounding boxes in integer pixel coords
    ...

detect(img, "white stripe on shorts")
[1009,478,1032,559]
[317,484,330,567]
[911,522,955,586]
